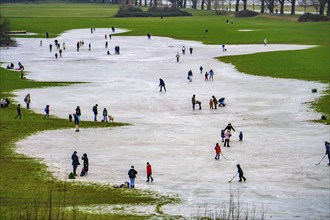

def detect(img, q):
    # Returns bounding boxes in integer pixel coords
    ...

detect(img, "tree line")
[2,0,329,15]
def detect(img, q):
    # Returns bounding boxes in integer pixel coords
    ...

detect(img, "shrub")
[235,10,259,17]
[115,6,192,17]
[298,13,330,22]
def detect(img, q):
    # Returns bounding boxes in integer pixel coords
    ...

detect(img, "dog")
[108,115,114,122]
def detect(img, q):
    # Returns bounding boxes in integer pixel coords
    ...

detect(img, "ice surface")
[1,28,329,219]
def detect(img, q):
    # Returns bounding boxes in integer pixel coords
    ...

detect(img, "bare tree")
[201,0,205,9]
[191,0,198,8]
[309,0,320,12]
[206,0,212,9]
[287,0,296,14]
[265,0,275,12]
[235,0,240,11]
[318,0,327,14]
[260,0,266,12]
[298,0,309,13]
[278,0,285,13]
[242,0,247,10]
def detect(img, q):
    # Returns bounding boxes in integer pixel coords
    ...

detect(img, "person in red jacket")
[214,143,221,160]
[146,162,153,182]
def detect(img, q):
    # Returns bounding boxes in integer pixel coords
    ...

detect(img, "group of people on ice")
[214,123,246,182]
[191,94,226,110]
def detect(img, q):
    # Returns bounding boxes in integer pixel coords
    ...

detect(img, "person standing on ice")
[214,143,221,160]
[128,165,138,188]
[220,129,225,142]
[73,113,80,132]
[325,141,330,165]
[102,108,108,122]
[236,164,246,182]
[224,129,231,147]
[176,52,180,62]
[187,70,193,82]
[146,162,153,182]
[44,105,50,118]
[239,131,243,141]
[159,78,166,92]
[24,94,31,109]
[81,153,89,176]
[92,104,98,121]
[71,151,80,176]
[212,95,218,109]
[224,123,235,132]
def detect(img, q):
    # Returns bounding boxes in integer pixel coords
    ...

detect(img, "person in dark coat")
[14,104,21,119]
[44,105,50,118]
[239,131,243,141]
[128,165,138,188]
[237,164,246,182]
[325,141,330,165]
[224,123,235,132]
[71,151,80,176]
[73,113,80,132]
[81,153,89,176]
[220,129,225,142]
[159,78,166,92]
[192,94,196,110]
[92,104,98,121]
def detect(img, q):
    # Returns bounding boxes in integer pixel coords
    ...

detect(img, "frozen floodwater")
[1,28,329,219]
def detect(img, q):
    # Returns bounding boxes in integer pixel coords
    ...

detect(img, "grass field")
[0,3,329,219]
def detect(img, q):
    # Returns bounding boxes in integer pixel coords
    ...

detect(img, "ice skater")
[182,46,186,55]
[209,99,214,109]
[71,151,80,176]
[102,108,108,122]
[221,129,225,142]
[192,94,201,110]
[159,78,166,92]
[187,70,193,82]
[146,162,153,182]
[204,72,209,81]
[224,129,231,147]
[264,38,268,46]
[176,52,180,62]
[224,123,235,132]
[73,113,80,132]
[44,105,50,118]
[239,131,243,141]
[128,165,138,188]
[24,94,31,109]
[81,153,89,176]
[325,141,330,165]
[214,143,221,160]
[209,69,214,80]
[92,104,98,121]
[189,46,193,54]
[237,164,246,182]
[212,96,218,109]
[199,66,203,74]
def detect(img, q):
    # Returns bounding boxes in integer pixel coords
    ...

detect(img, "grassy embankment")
[0,3,329,219]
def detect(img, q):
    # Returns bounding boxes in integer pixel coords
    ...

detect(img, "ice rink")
[1,28,329,219]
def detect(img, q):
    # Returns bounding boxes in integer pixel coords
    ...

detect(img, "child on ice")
[214,143,221,160]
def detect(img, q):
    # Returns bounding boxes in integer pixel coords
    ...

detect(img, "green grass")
[0,3,329,218]
[0,68,177,219]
